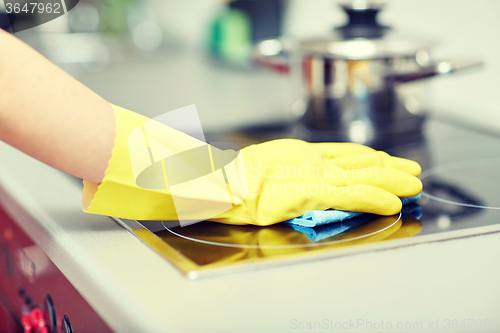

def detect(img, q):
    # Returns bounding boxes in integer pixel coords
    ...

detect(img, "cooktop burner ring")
[161,212,402,249]
[420,158,500,210]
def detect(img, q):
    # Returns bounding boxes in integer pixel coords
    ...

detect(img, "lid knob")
[335,1,390,39]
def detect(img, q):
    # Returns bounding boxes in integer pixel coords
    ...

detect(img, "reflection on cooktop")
[153,206,421,269]
[116,118,500,278]
[421,158,500,210]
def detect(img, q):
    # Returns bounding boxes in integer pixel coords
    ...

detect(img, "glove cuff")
[82,104,179,220]
[82,104,248,223]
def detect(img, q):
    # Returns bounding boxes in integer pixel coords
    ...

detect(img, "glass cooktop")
[114,117,500,279]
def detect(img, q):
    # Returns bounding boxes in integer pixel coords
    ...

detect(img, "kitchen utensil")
[255,1,481,149]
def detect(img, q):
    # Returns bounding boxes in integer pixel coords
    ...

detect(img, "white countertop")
[1,132,500,332]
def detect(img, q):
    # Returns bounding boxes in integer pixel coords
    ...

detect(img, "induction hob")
[114,117,500,279]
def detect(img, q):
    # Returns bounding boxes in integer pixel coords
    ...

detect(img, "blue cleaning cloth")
[288,213,380,242]
[284,193,422,228]
[400,202,423,220]
[287,202,423,242]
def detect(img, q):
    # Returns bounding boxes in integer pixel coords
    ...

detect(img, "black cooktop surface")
[117,117,500,278]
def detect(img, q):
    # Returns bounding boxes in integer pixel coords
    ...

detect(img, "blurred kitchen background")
[1,0,499,135]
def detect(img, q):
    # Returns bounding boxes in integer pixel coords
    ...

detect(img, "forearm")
[0,29,114,184]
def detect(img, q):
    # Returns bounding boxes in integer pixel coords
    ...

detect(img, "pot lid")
[297,1,435,59]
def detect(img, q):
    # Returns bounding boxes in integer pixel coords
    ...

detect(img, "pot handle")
[386,60,483,83]
[252,39,291,74]
[253,53,290,74]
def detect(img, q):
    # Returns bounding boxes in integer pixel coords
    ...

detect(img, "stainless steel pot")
[255,1,481,148]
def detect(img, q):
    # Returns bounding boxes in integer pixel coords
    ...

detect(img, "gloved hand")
[210,139,422,226]
[83,105,422,226]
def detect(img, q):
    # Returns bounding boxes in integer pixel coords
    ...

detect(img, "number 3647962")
[5,2,61,14]
[444,319,498,330]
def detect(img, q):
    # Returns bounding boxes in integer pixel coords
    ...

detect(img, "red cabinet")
[0,204,113,333]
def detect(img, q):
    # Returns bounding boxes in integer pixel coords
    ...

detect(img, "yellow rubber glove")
[83,104,247,222]
[210,139,422,225]
[83,105,422,226]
